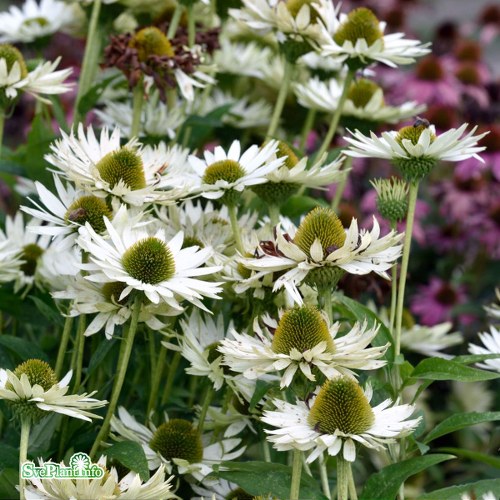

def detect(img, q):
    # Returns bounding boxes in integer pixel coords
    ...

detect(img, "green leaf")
[436,447,500,469]
[0,469,18,500]
[453,353,500,364]
[249,379,277,411]
[333,294,394,360]
[411,358,500,382]
[424,412,500,444]
[0,446,18,471]
[281,195,329,218]
[77,74,121,116]
[103,441,149,481]
[85,338,117,380]
[419,479,500,499]
[0,335,49,362]
[359,454,455,500]
[30,296,64,327]
[214,461,328,500]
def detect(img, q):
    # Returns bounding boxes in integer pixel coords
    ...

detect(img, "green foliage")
[103,441,150,481]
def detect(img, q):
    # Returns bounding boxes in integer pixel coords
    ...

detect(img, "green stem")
[336,456,349,500]
[394,182,419,358]
[319,454,332,500]
[19,418,31,500]
[228,203,244,254]
[316,69,355,159]
[161,351,181,406]
[90,295,141,459]
[290,449,302,500]
[269,204,281,227]
[0,110,5,158]
[74,0,102,124]
[166,88,177,111]
[130,82,144,138]
[266,60,294,139]
[299,108,316,153]
[72,315,86,393]
[187,6,196,47]
[331,156,352,212]
[262,439,271,462]
[321,288,333,322]
[197,384,214,434]
[389,221,398,336]
[55,315,74,379]
[347,461,358,500]
[167,3,183,39]
[147,345,167,416]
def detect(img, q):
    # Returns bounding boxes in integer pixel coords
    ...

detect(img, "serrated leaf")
[333,294,394,360]
[103,441,149,481]
[214,461,328,500]
[419,479,500,499]
[0,335,48,362]
[359,454,455,500]
[435,447,500,469]
[424,412,500,444]
[411,358,500,382]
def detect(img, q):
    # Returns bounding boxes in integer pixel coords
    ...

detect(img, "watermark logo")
[21,452,104,480]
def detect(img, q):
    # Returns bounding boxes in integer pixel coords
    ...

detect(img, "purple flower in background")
[410,278,473,326]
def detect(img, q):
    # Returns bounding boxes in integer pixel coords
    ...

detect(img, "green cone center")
[225,488,254,500]
[308,377,374,435]
[129,26,175,62]
[149,419,203,464]
[64,195,112,233]
[0,44,28,78]
[348,78,382,108]
[13,359,58,391]
[202,160,246,185]
[122,237,175,284]
[286,0,319,22]
[276,141,300,169]
[396,124,436,147]
[20,243,43,276]
[333,8,383,47]
[294,207,346,256]
[272,306,335,354]
[96,148,146,191]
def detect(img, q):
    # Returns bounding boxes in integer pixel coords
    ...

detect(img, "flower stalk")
[290,449,302,500]
[167,4,183,39]
[266,60,294,139]
[54,315,73,379]
[130,81,144,138]
[72,314,87,393]
[19,417,31,500]
[319,454,332,499]
[197,384,214,435]
[331,156,352,212]
[389,221,398,335]
[337,455,350,500]
[228,203,244,254]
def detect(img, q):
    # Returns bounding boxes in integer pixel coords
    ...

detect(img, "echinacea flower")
[24,457,178,500]
[468,326,500,372]
[344,122,489,182]
[187,140,284,205]
[242,207,403,304]
[262,376,421,462]
[0,359,106,423]
[0,0,77,44]
[220,305,387,388]
[0,44,71,105]
[319,6,430,69]
[76,207,222,311]
[110,407,245,480]
[45,125,190,206]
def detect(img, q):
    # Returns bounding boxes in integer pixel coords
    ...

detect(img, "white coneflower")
[45,125,191,206]
[468,326,500,372]
[0,359,106,423]
[76,208,223,312]
[110,407,244,480]
[344,122,488,182]
[220,305,387,388]
[241,207,403,304]
[24,457,177,499]
[0,44,71,104]
[262,377,421,462]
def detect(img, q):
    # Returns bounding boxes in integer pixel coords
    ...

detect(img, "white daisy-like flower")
[242,207,403,305]
[95,89,186,140]
[76,208,223,312]
[24,457,178,500]
[110,407,245,480]
[192,478,246,500]
[187,139,285,202]
[468,326,500,372]
[262,377,421,462]
[45,125,191,206]
[220,305,387,388]
[167,310,229,391]
[53,276,182,340]
[294,76,425,124]
[401,322,462,358]
[252,142,346,206]
[461,492,497,500]
[0,0,77,43]
[0,45,72,103]
[0,238,23,284]
[344,122,489,182]
[318,5,430,68]
[0,359,106,422]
